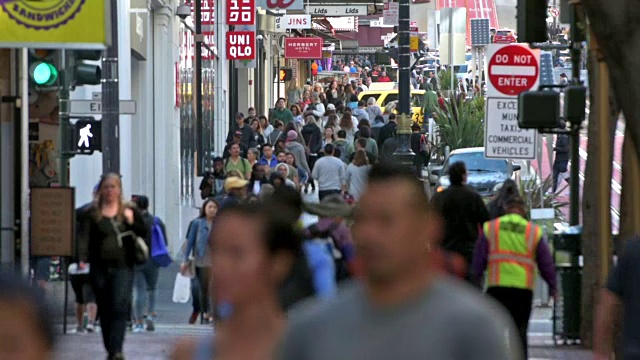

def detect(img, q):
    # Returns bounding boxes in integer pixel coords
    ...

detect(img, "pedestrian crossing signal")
[279,68,293,81]
[69,118,102,155]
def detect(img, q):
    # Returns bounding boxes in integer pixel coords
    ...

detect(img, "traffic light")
[279,68,293,81]
[517,0,548,43]
[72,50,102,86]
[518,91,560,129]
[69,117,102,154]
[28,49,60,87]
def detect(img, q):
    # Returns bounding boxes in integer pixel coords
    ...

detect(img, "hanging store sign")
[189,0,216,60]
[256,0,304,11]
[284,37,323,59]
[280,14,312,29]
[226,0,256,26]
[306,5,367,17]
[0,0,110,48]
[226,31,256,60]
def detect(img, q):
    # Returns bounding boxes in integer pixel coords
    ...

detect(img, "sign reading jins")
[284,37,323,59]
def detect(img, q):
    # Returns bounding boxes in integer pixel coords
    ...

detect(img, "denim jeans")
[90,266,134,356]
[132,259,159,321]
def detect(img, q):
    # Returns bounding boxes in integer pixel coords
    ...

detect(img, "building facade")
[0,0,234,270]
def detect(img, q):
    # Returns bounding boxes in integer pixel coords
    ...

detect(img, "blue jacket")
[302,240,336,299]
[184,218,211,267]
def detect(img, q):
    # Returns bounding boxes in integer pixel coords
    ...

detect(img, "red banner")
[175,62,181,108]
[226,31,256,60]
[284,37,323,59]
[436,0,499,46]
[188,0,216,60]
[226,0,255,25]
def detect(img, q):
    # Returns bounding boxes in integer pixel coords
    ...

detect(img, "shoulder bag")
[110,218,149,265]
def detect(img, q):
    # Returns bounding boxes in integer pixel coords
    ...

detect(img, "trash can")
[552,227,582,345]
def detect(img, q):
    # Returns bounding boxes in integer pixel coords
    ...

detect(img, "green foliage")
[518,174,569,221]
[432,94,485,151]
[437,68,453,91]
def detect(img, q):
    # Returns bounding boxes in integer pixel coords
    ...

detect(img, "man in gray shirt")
[278,162,523,360]
[312,144,346,201]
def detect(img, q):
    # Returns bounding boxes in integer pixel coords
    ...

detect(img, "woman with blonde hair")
[78,173,148,360]
[346,149,372,201]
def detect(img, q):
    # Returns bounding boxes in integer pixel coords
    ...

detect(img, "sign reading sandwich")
[0,0,110,49]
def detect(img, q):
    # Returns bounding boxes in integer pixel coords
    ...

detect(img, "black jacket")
[301,124,323,154]
[377,121,397,148]
[431,184,490,266]
[554,133,570,163]
[225,124,254,149]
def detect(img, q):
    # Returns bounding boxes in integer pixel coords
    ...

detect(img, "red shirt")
[378,76,391,82]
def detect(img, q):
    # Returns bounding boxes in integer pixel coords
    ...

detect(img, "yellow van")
[358,88,426,125]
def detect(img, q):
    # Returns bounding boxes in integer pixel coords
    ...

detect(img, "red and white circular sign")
[488,45,539,96]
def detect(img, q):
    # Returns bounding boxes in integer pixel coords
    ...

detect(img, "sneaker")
[76,325,85,334]
[86,323,95,333]
[146,318,155,332]
[132,324,144,333]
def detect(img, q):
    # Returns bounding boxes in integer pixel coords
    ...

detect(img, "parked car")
[432,147,521,197]
[493,29,517,44]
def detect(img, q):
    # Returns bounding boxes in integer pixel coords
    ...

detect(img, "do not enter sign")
[486,44,540,98]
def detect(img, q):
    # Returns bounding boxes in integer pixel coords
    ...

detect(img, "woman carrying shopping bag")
[181,199,219,324]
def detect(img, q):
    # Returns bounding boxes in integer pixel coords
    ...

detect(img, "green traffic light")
[31,61,58,86]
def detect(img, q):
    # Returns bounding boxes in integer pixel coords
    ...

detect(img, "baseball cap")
[235,112,245,119]
[326,103,336,111]
[234,130,242,137]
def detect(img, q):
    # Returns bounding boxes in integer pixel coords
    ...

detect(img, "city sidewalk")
[51,263,212,359]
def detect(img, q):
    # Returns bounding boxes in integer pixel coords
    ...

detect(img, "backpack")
[333,141,350,164]
[151,217,173,267]
[307,222,351,282]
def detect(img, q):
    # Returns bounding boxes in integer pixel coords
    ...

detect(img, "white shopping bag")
[172,272,191,303]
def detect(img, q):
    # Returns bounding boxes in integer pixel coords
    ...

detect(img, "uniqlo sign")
[226,31,256,60]
[227,0,255,25]
[284,37,323,59]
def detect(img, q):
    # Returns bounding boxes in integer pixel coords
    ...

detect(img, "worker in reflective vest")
[471,196,557,359]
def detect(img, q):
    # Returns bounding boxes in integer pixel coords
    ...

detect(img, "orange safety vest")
[483,214,541,290]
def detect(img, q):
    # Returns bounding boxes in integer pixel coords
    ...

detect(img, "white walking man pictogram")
[78,124,93,148]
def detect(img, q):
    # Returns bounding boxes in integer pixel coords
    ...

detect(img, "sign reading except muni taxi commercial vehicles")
[227,0,256,26]
[486,44,540,98]
[306,5,367,17]
[30,187,75,257]
[0,0,110,48]
[227,31,256,60]
[484,98,537,160]
[284,37,323,59]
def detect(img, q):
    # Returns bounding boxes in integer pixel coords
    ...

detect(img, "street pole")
[393,0,415,168]
[102,0,121,174]
[449,8,455,96]
[195,0,204,177]
[568,3,583,226]
[592,44,612,286]
[58,50,71,186]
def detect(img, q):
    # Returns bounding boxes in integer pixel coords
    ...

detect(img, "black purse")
[110,219,149,265]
